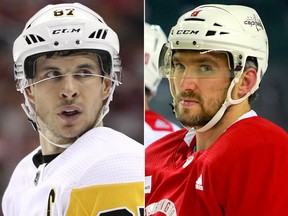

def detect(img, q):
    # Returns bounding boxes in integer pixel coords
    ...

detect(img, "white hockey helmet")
[13,3,122,128]
[145,22,167,96]
[160,4,269,132]
[161,4,268,94]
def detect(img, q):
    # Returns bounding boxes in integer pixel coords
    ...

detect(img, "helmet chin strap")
[194,76,252,132]
[38,129,72,149]
[20,92,70,149]
[93,77,117,127]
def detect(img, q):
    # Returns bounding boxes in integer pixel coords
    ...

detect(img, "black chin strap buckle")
[28,118,38,131]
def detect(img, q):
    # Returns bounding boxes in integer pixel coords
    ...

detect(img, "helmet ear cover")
[24,49,112,79]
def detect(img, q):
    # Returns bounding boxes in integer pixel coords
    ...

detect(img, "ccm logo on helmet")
[176,30,199,35]
[52,28,81,34]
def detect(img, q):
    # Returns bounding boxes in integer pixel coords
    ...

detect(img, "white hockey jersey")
[2,127,144,215]
[145,110,180,147]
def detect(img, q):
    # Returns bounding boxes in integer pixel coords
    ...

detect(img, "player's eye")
[198,65,213,73]
[173,63,185,73]
[75,70,93,76]
[75,69,95,78]
[46,70,62,78]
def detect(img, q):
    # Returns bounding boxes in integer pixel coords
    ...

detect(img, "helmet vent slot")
[213,23,222,27]
[26,24,32,30]
[24,34,45,45]
[184,18,205,22]
[206,31,216,36]
[89,29,108,39]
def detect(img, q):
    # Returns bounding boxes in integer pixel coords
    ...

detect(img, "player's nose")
[59,75,79,99]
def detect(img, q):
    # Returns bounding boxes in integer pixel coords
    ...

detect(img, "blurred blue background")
[146,0,288,131]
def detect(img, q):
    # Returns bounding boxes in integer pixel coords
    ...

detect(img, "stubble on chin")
[174,105,214,128]
[173,90,224,128]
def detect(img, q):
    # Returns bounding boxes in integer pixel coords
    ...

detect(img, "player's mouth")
[58,105,82,122]
[179,98,199,108]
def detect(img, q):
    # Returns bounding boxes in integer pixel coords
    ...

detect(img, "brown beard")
[173,89,226,128]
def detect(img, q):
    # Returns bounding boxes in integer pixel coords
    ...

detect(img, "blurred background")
[0,0,143,213]
[146,0,288,132]
[1,0,288,214]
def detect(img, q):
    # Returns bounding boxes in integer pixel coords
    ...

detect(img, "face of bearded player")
[170,50,232,129]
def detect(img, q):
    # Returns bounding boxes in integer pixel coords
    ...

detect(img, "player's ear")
[25,86,36,104]
[236,68,257,98]
[101,77,112,100]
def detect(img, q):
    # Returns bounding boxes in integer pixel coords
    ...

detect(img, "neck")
[39,134,66,155]
[38,127,75,155]
[195,100,251,151]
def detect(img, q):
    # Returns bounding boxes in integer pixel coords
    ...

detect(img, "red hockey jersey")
[145,116,288,216]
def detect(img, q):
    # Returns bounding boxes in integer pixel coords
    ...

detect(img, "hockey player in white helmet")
[146,4,288,215]
[2,3,144,215]
[144,22,180,147]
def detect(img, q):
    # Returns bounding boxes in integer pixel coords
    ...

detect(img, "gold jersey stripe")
[66,181,144,215]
